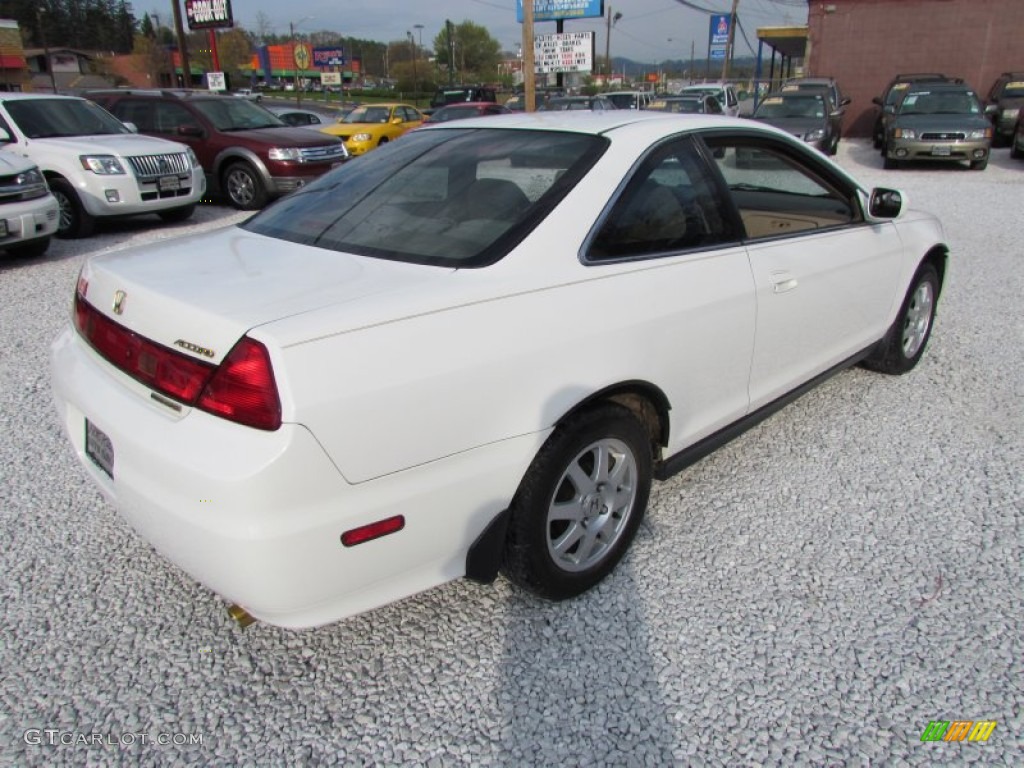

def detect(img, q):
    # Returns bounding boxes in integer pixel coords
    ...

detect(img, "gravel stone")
[1,144,1022,766]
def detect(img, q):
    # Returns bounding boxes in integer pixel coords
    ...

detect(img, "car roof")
[904,82,975,92]
[0,93,86,102]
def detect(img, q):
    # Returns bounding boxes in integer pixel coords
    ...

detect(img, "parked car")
[871,73,959,148]
[645,95,723,115]
[882,82,994,170]
[678,83,739,117]
[984,71,1024,146]
[424,102,510,123]
[750,88,841,155]
[0,93,205,237]
[1011,108,1024,160]
[538,96,616,111]
[87,89,347,210]
[782,76,850,113]
[51,112,947,628]
[267,106,331,129]
[234,88,261,103]
[603,90,654,111]
[430,86,497,110]
[0,151,59,257]
[317,103,423,156]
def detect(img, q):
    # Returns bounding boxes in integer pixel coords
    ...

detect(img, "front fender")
[212,147,272,188]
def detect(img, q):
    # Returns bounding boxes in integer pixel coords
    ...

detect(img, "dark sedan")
[749,90,840,155]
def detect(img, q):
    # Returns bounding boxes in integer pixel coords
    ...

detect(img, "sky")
[159,0,808,63]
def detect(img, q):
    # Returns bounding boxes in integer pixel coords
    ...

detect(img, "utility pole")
[35,7,59,93]
[446,19,455,86]
[523,0,535,112]
[721,0,740,81]
[171,0,191,87]
[604,5,612,77]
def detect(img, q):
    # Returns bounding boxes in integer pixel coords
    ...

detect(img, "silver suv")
[0,94,205,238]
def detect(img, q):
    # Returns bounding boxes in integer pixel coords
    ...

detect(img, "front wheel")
[863,263,939,375]
[222,162,268,210]
[501,404,653,601]
[1011,130,1023,159]
[969,156,988,171]
[4,236,50,259]
[49,178,95,238]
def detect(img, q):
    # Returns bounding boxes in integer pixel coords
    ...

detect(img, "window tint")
[588,138,733,261]
[242,128,607,267]
[702,136,859,240]
[155,102,201,133]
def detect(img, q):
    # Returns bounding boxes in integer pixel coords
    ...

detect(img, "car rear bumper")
[50,327,536,627]
[886,138,990,163]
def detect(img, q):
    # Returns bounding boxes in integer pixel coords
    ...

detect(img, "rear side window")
[587,138,735,261]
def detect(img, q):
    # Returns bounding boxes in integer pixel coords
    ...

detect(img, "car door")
[700,133,903,409]
[584,136,755,449]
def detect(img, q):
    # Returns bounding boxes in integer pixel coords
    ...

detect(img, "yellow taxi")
[319,103,424,156]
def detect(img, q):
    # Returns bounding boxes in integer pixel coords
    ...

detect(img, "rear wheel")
[158,203,196,223]
[863,263,939,375]
[222,162,268,210]
[502,403,653,601]
[49,178,95,239]
[883,156,899,170]
[4,236,50,259]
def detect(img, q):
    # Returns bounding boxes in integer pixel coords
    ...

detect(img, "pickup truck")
[235,89,262,103]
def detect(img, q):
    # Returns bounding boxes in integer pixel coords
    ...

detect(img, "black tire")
[827,135,839,156]
[158,203,197,223]
[883,156,898,170]
[1011,131,1023,159]
[222,162,268,210]
[863,263,939,375]
[49,178,95,239]
[501,403,653,601]
[969,156,988,171]
[378,137,389,147]
[4,236,50,259]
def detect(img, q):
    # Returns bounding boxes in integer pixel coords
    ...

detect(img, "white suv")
[679,82,740,117]
[0,151,59,257]
[0,94,206,238]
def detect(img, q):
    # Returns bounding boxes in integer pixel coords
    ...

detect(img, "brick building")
[806,0,1023,136]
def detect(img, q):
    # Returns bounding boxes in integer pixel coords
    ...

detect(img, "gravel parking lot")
[1,141,1021,767]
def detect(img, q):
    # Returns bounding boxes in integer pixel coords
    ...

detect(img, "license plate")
[931,146,951,156]
[85,419,114,479]
[158,175,181,191]
[0,219,7,237]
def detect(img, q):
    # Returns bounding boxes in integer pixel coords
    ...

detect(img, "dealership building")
[798,0,1022,136]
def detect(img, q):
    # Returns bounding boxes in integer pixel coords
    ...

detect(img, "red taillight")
[73,292,281,431]
[74,291,214,402]
[197,338,282,431]
[340,516,406,547]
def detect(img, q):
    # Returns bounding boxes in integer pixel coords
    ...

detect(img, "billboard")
[517,0,604,23]
[534,32,593,74]
[185,0,233,31]
[313,47,347,68]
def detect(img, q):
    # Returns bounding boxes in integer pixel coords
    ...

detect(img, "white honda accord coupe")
[51,112,947,628]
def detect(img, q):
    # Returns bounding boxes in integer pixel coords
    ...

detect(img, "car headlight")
[186,148,201,168]
[80,155,126,174]
[268,147,303,161]
[804,128,825,142]
[1003,108,1020,119]
[893,128,916,139]
[967,127,993,140]
[16,167,45,186]
[351,133,372,143]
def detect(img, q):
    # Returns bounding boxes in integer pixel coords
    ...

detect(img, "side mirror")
[391,117,403,124]
[984,104,999,116]
[869,187,903,219]
[839,97,852,107]
[178,124,203,137]
[883,105,895,114]
[122,121,139,133]
[871,96,883,107]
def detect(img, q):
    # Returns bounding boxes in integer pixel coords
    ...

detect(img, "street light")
[407,30,418,106]
[605,8,623,78]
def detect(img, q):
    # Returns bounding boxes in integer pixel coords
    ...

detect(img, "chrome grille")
[299,144,347,163]
[127,153,190,179]
[921,132,965,141]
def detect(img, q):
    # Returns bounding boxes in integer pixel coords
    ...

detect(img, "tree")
[433,20,500,83]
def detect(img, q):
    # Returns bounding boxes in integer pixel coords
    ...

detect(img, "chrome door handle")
[771,275,799,293]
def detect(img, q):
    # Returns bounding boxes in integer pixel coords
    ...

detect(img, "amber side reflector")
[341,515,405,547]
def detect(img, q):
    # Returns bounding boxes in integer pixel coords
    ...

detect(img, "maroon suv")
[88,90,347,210]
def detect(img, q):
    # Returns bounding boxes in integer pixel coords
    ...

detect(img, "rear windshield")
[242,128,607,267]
